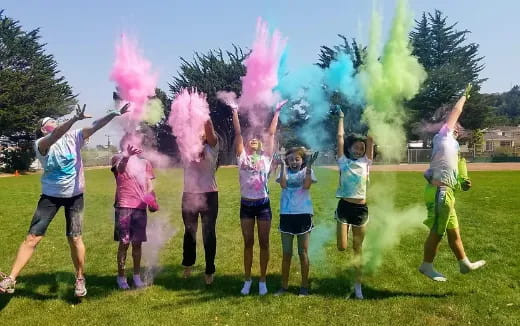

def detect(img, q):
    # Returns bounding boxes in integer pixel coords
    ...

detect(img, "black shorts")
[240,198,272,221]
[335,199,368,227]
[114,208,148,243]
[28,194,84,237]
[279,214,314,235]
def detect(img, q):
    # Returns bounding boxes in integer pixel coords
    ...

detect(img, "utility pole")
[105,134,112,149]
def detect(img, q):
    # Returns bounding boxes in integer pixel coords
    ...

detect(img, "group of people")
[0,86,485,299]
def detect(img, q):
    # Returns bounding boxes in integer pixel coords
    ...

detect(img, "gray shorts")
[28,194,84,237]
[114,208,148,244]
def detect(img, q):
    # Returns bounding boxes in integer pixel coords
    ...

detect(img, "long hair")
[344,134,367,159]
[35,118,46,139]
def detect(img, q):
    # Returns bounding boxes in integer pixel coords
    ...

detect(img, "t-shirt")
[336,155,371,200]
[112,154,155,209]
[35,129,85,198]
[428,124,459,189]
[276,167,317,214]
[183,142,219,193]
[237,151,272,199]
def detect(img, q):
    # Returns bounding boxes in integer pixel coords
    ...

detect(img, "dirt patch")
[325,163,520,172]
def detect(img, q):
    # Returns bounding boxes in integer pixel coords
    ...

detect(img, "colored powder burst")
[362,177,425,275]
[239,17,287,130]
[359,0,426,162]
[142,216,176,285]
[168,88,209,163]
[144,98,165,125]
[275,52,362,149]
[110,34,158,122]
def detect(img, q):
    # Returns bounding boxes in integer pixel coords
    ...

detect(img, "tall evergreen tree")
[408,10,490,134]
[0,10,75,137]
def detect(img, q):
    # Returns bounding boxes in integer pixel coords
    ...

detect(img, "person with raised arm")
[419,84,486,282]
[0,103,129,297]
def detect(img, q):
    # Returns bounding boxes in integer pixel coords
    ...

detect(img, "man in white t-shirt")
[0,103,129,296]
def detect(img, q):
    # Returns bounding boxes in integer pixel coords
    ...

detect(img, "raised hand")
[464,83,473,100]
[126,144,143,157]
[275,99,289,112]
[75,104,92,120]
[119,103,131,115]
[307,151,319,167]
[461,179,472,191]
[273,152,285,165]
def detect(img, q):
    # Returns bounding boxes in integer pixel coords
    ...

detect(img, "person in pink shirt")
[111,133,158,289]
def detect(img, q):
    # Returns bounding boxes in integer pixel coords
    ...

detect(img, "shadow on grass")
[0,271,121,311]
[310,268,454,300]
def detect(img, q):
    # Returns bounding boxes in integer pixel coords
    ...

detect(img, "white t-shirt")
[428,124,459,188]
[35,129,85,198]
[237,150,272,199]
[336,155,371,200]
[276,167,317,215]
[183,142,219,193]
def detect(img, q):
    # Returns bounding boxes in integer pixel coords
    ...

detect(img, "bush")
[0,145,35,172]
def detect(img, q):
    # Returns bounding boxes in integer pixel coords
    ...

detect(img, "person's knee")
[259,239,269,251]
[67,236,83,247]
[131,242,142,250]
[24,234,43,248]
[243,236,254,249]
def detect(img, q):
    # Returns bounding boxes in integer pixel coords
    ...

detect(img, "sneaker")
[240,280,252,295]
[133,275,146,289]
[259,281,268,296]
[0,273,16,294]
[117,276,130,290]
[74,277,87,297]
[274,288,288,296]
[299,287,309,297]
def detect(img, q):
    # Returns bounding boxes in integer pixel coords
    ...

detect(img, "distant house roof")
[484,125,520,132]
[483,134,514,141]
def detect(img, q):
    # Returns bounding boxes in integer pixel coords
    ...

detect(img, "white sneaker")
[240,280,252,295]
[259,281,268,296]
[133,275,146,288]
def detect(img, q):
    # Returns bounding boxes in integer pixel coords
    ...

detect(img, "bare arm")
[204,119,218,147]
[231,109,244,156]
[38,104,91,155]
[337,111,345,158]
[82,103,130,139]
[264,100,287,156]
[446,84,472,130]
[366,136,374,161]
[277,154,287,189]
[113,145,142,174]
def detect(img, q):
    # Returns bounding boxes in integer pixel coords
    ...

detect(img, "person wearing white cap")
[0,103,129,297]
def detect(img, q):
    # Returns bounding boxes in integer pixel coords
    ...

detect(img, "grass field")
[0,168,519,325]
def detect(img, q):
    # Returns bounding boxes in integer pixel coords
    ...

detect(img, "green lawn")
[0,168,518,325]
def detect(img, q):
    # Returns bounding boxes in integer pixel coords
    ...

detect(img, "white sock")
[354,283,363,299]
[459,257,486,274]
[259,281,268,296]
[240,280,252,295]
[133,274,145,288]
[419,262,447,282]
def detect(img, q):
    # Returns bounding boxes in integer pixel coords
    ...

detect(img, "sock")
[354,282,363,299]
[459,257,486,274]
[117,276,129,289]
[259,281,268,296]
[419,262,447,282]
[240,280,252,295]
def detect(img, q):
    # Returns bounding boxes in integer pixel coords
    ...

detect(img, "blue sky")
[2,0,519,145]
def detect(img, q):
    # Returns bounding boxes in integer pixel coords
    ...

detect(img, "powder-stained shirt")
[428,124,459,189]
[183,142,219,193]
[35,129,85,198]
[276,167,317,215]
[112,154,155,209]
[238,151,272,199]
[336,155,371,200]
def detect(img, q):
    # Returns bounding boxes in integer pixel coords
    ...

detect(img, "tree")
[0,10,75,170]
[317,34,365,70]
[159,46,247,164]
[408,10,490,135]
[0,10,75,136]
[496,85,520,125]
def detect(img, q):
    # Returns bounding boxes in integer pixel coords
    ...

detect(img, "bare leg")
[280,233,293,289]
[67,236,86,279]
[447,228,486,273]
[352,226,365,283]
[337,222,349,251]
[117,242,130,277]
[423,230,443,263]
[298,233,310,288]
[131,242,142,276]
[257,220,271,282]
[240,219,255,281]
[9,234,44,280]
